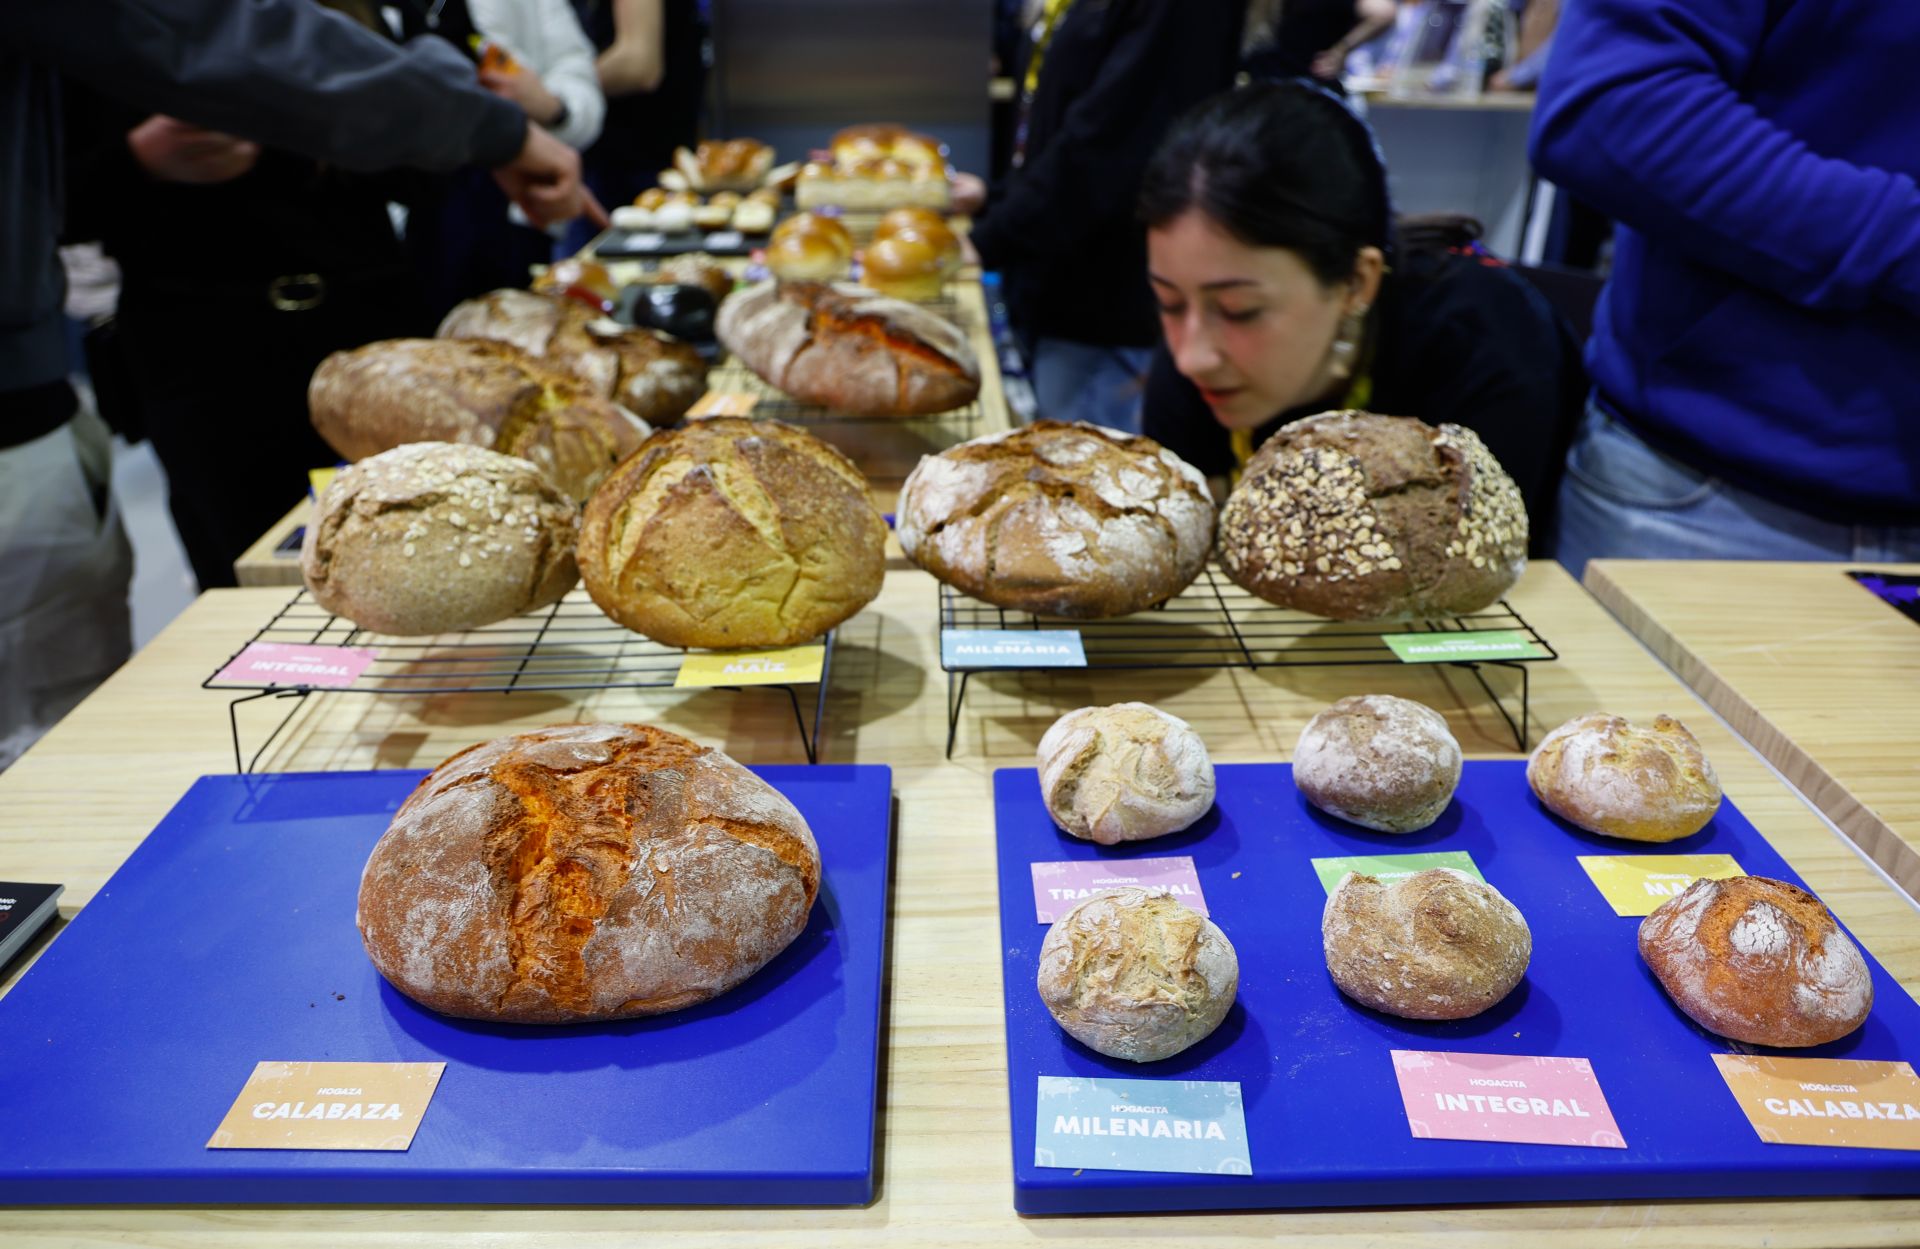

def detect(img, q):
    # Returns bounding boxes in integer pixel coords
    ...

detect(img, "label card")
[1311,851,1484,896]
[1029,857,1206,923]
[1577,854,1747,916]
[1713,1055,1920,1150]
[687,390,760,418]
[212,642,378,688]
[1384,630,1541,663]
[675,644,825,688]
[308,467,339,499]
[940,629,1086,668]
[704,230,745,250]
[1035,1076,1251,1176]
[208,1061,445,1151]
[1390,1050,1627,1149]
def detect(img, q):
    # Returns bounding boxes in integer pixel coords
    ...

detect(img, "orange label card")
[207,1061,445,1151]
[688,390,760,418]
[1712,1055,1920,1150]
[1577,854,1746,916]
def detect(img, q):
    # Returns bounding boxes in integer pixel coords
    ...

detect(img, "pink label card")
[1390,1050,1627,1149]
[213,643,379,689]
[1029,857,1206,923]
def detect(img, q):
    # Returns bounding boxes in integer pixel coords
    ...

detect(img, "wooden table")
[1587,560,1920,901]
[6,560,1918,1246]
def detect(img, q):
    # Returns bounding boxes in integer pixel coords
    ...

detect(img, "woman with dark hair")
[1139,80,1580,545]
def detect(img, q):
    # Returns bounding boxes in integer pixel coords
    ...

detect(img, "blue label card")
[1034,1076,1251,1176]
[941,629,1086,669]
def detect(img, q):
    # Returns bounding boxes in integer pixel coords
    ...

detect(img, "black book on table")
[0,882,64,971]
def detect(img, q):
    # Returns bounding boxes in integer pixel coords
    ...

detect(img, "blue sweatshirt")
[1529,0,1920,521]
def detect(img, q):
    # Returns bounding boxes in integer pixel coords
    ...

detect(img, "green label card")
[1384,630,1540,663]
[1311,851,1485,896]
[1035,1075,1251,1176]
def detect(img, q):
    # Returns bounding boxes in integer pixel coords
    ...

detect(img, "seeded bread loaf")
[1294,695,1462,833]
[1219,411,1527,620]
[357,723,822,1023]
[1037,703,1215,844]
[1528,712,1722,841]
[301,442,579,635]
[1322,868,1531,1020]
[897,422,1216,618]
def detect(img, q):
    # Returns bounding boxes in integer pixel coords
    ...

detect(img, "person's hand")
[492,121,608,229]
[480,64,565,129]
[1311,47,1348,79]
[126,115,260,184]
[951,171,988,216]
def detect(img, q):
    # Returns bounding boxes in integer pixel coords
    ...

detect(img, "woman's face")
[1148,209,1381,430]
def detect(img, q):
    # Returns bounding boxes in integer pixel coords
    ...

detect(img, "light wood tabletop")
[1586,560,1920,902]
[4,560,1918,1246]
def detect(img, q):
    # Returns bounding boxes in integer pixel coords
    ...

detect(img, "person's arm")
[1311,0,1397,80]
[597,0,665,96]
[1529,0,1920,316]
[523,0,607,150]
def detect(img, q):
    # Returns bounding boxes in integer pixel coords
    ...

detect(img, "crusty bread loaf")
[896,422,1215,618]
[358,723,821,1023]
[1037,703,1215,844]
[715,280,979,417]
[672,139,775,192]
[1294,695,1462,833]
[1528,712,1722,841]
[1037,887,1238,1062]
[1219,411,1527,620]
[577,416,886,648]
[436,288,707,424]
[1322,868,1531,1020]
[301,442,578,635]
[1639,875,1872,1047]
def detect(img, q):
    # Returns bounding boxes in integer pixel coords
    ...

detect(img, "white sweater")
[466,0,605,150]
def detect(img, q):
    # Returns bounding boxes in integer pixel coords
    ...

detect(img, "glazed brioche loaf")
[1219,411,1527,620]
[1322,868,1531,1020]
[1037,703,1215,844]
[357,723,822,1023]
[897,422,1216,618]
[577,417,886,648]
[1294,695,1462,833]
[1527,712,1722,841]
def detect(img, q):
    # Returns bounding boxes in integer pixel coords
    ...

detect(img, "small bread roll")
[1294,695,1462,833]
[731,198,776,234]
[652,201,694,233]
[1323,869,1531,1020]
[765,230,848,282]
[772,211,854,260]
[1037,703,1215,844]
[875,206,947,239]
[863,234,945,301]
[1037,888,1238,1062]
[1528,712,1722,841]
[1638,875,1872,1047]
[636,187,669,211]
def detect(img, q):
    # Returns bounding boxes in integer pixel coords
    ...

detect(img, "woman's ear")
[1348,246,1386,311]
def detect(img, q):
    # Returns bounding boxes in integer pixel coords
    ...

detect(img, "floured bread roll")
[1294,695,1461,833]
[1639,875,1872,1047]
[1528,712,1722,841]
[1037,703,1215,844]
[1323,869,1531,1019]
[1037,887,1238,1062]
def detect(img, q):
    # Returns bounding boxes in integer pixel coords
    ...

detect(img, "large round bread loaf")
[1322,868,1531,1019]
[1037,703,1215,844]
[1638,875,1871,1047]
[301,442,579,635]
[1219,411,1527,620]
[1527,712,1722,841]
[897,422,1215,618]
[577,417,886,647]
[1294,695,1462,833]
[357,723,822,1023]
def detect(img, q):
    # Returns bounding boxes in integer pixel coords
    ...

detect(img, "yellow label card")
[675,644,825,688]
[1713,1055,1920,1150]
[309,467,339,498]
[1576,854,1746,916]
[687,390,760,418]
[208,1061,445,1151]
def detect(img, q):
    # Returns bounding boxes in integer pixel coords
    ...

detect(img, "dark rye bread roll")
[1219,411,1527,620]
[357,724,822,1023]
[896,422,1216,618]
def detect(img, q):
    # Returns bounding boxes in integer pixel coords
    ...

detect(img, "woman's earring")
[1327,305,1368,382]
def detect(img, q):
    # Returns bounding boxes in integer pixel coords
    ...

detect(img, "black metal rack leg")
[228,688,313,775]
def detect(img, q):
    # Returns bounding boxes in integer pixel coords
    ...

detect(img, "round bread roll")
[772,211,854,259]
[1528,712,1722,841]
[301,442,578,636]
[765,230,847,282]
[863,234,945,301]
[1219,411,1528,620]
[1294,695,1462,833]
[1638,875,1872,1047]
[1037,703,1215,844]
[1037,887,1238,1062]
[577,416,885,647]
[897,421,1215,618]
[876,206,948,239]
[1323,868,1531,1019]
[357,723,821,1023]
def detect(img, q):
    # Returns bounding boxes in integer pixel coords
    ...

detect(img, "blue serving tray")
[995,761,1920,1214]
[0,765,892,1205]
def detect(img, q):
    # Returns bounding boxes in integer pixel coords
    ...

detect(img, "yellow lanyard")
[1227,372,1374,480]
[1024,0,1077,95]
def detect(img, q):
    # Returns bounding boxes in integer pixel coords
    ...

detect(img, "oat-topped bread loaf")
[1322,868,1531,1020]
[1639,875,1872,1047]
[1528,712,1722,842]
[357,723,821,1023]
[578,417,886,648]
[1294,695,1462,833]
[437,288,707,423]
[1037,703,1215,844]
[897,422,1215,618]
[301,442,578,635]
[716,280,979,416]
[1219,411,1527,620]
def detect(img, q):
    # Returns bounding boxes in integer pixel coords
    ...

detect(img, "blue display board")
[995,761,1920,1214]
[0,766,892,1205]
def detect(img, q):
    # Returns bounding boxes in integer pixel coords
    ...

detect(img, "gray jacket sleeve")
[5,0,528,172]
